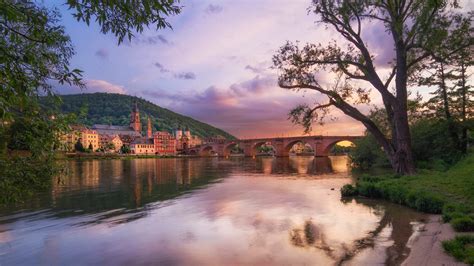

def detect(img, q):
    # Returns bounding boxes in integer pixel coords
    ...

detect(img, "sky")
[52,0,472,139]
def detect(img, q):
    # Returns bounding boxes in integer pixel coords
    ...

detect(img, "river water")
[0,156,427,265]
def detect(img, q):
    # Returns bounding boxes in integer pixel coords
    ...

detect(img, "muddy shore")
[402,215,465,266]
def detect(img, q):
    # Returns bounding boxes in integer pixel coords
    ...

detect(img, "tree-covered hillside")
[51,93,236,139]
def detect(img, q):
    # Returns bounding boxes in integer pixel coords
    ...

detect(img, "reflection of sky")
[0,176,379,265]
[0,157,425,265]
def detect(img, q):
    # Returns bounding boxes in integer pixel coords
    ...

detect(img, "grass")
[341,153,474,263]
[442,235,474,264]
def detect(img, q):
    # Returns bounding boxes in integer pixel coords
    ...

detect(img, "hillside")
[50,93,236,139]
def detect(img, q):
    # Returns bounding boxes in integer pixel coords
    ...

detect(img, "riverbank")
[342,153,474,264]
[402,215,465,266]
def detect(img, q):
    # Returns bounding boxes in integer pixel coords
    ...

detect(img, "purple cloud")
[205,4,223,14]
[154,62,170,73]
[95,48,108,59]
[174,72,196,80]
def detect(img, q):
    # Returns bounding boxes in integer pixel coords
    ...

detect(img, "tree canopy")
[273,0,472,174]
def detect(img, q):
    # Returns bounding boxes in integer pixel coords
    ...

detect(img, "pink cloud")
[141,74,365,138]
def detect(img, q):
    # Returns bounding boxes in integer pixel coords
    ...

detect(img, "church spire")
[147,116,152,138]
[130,101,141,133]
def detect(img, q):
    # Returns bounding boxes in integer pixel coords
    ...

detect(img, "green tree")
[273,0,467,175]
[120,145,131,154]
[74,139,85,152]
[417,13,473,152]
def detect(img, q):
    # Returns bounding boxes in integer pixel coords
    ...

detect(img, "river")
[0,156,428,265]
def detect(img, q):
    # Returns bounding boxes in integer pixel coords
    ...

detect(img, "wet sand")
[402,215,466,266]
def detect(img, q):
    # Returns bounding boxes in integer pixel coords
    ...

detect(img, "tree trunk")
[390,108,416,175]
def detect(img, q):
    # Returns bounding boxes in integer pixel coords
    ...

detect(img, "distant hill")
[50,93,236,139]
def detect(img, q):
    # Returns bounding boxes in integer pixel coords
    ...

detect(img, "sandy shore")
[402,215,466,266]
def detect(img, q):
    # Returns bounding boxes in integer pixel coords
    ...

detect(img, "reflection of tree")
[338,198,427,265]
[28,159,227,225]
[289,219,336,259]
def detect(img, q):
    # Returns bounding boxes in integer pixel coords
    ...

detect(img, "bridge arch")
[252,141,275,156]
[285,139,315,156]
[321,139,357,156]
[223,142,238,156]
[199,145,215,156]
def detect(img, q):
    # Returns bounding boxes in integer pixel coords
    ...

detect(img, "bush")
[442,235,474,264]
[442,203,471,222]
[349,134,389,169]
[411,119,463,166]
[341,184,358,197]
[357,181,382,198]
[412,193,444,214]
[451,216,474,232]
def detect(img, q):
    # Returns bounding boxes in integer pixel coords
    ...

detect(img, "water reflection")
[0,156,426,265]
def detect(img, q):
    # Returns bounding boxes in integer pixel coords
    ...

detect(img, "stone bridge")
[188,135,362,157]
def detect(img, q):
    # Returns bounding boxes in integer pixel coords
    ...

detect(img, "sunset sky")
[54,0,472,138]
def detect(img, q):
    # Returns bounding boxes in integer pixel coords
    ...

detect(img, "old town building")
[99,134,123,152]
[62,101,213,155]
[63,125,99,151]
[154,131,176,155]
[175,126,202,151]
[130,138,155,154]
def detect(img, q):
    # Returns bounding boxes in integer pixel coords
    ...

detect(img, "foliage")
[410,119,464,166]
[442,235,474,264]
[47,93,236,139]
[0,155,62,204]
[67,0,181,44]
[120,145,131,154]
[451,216,474,232]
[74,139,85,152]
[273,0,471,175]
[349,134,389,169]
[346,153,474,222]
[340,184,358,197]
[350,117,469,170]
[0,0,180,203]
[0,1,83,123]
[258,144,274,154]
[330,144,353,155]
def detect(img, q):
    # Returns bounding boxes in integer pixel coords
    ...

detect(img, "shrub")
[451,216,474,232]
[379,183,408,205]
[442,235,474,264]
[349,134,389,170]
[341,184,358,197]
[357,181,382,198]
[442,204,471,222]
[413,193,444,214]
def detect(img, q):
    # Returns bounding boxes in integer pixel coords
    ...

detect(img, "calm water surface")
[0,156,427,265]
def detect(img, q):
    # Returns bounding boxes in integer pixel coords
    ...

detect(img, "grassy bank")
[341,153,474,263]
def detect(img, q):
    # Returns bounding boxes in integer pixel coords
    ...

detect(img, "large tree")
[273,0,469,174]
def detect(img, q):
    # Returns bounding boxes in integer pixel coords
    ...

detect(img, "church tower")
[130,101,141,133]
[184,126,191,138]
[174,126,183,139]
[147,116,152,138]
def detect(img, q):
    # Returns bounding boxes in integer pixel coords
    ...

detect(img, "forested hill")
[51,93,236,139]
